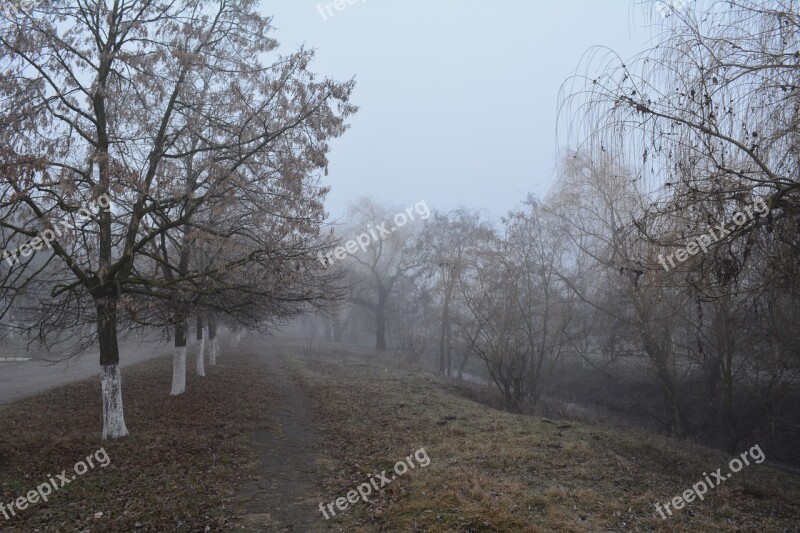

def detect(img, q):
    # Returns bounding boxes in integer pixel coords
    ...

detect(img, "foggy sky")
[264,1,653,221]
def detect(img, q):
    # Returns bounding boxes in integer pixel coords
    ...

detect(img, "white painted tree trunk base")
[196,337,205,377]
[101,364,129,440]
[171,346,187,395]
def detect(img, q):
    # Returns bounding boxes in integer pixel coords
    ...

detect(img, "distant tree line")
[323,0,800,458]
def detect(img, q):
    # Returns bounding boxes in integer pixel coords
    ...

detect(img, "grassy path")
[235,351,324,532]
[286,348,800,532]
[1,336,798,532]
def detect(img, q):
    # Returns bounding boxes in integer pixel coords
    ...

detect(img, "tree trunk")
[638,313,688,437]
[333,317,344,343]
[97,296,129,440]
[439,274,453,374]
[196,316,205,377]
[234,330,242,347]
[375,304,387,353]
[456,351,470,380]
[374,288,389,354]
[438,310,447,374]
[209,319,218,365]
[171,319,187,395]
[446,321,452,377]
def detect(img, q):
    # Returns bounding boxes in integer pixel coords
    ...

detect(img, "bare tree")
[458,198,573,410]
[550,152,692,435]
[562,0,799,248]
[0,0,354,438]
[419,208,490,376]
[345,199,424,353]
[560,0,800,445]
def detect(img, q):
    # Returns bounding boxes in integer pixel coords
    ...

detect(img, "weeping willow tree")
[563,0,798,207]
[560,0,800,450]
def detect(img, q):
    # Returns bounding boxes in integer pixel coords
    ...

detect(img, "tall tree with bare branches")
[0,0,355,438]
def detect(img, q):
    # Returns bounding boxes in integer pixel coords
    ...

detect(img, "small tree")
[345,199,424,353]
[418,208,490,376]
[459,199,573,410]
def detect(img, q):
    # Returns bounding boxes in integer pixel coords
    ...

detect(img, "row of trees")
[0,1,354,438]
[323,0,800,454]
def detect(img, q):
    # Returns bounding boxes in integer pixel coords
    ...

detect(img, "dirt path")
[236,343,326,532]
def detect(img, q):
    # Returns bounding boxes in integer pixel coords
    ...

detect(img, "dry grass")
[0,348,274,532]
[1,341,797,532]
[286,351,800,532]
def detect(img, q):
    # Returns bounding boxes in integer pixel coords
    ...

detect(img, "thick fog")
[1,2,798,532]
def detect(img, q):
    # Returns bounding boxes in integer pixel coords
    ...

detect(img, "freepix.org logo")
[657,198,769,272]
[316,0,367,21]
[317,200,430,269]
[2,194,112,268]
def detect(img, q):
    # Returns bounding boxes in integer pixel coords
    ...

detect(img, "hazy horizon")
[265,0,654,221]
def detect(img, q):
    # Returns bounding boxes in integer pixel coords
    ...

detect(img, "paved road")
[0,337,171,405]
